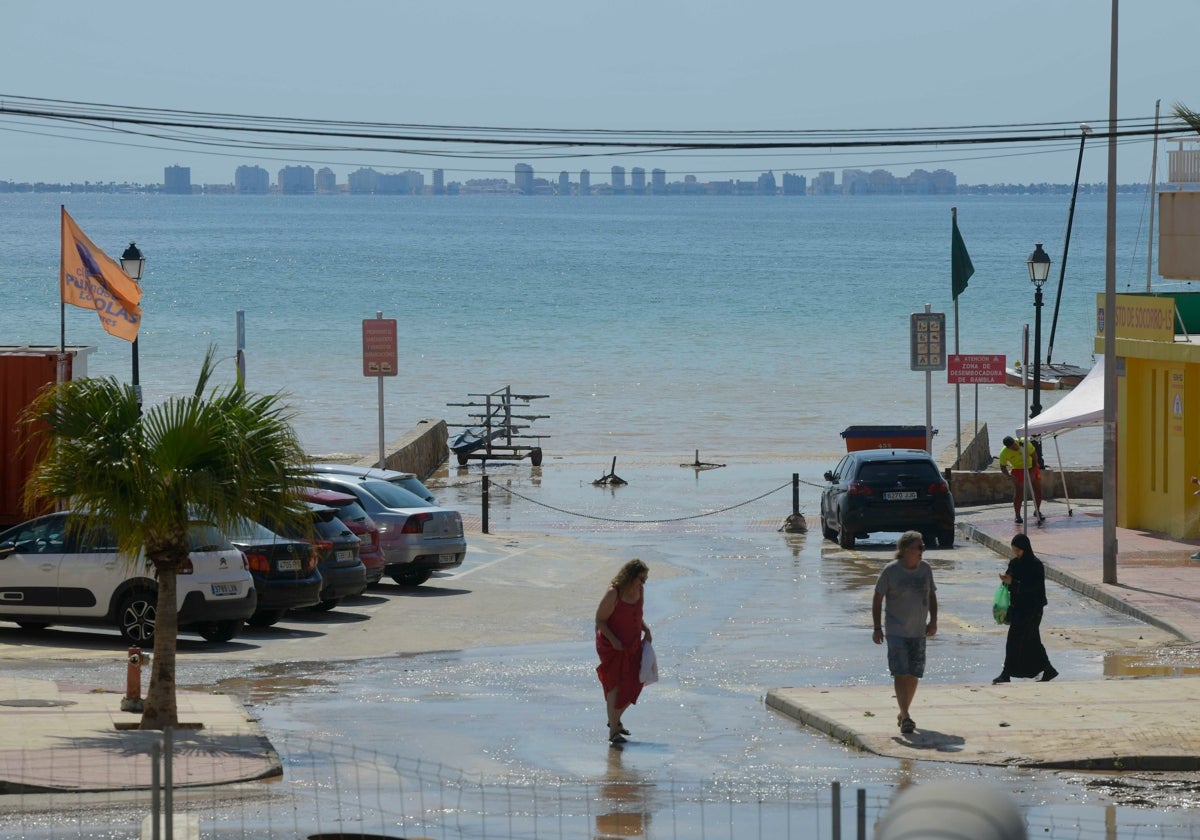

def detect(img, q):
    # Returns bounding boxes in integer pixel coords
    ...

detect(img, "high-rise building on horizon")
[433,169,445,195]
[580,170,590,196]
[631,167,646,195]
[515,163,534,195]
[163,165,191,194]
[611,166,626,195]
[651,168,666,195]
[278,165,315,194]
[558,171,570,195]
[235,165,270,194]
[315,167,336,194]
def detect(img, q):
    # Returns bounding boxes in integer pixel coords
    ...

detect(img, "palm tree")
[22,348,310,730]
[1174,102,1200,133]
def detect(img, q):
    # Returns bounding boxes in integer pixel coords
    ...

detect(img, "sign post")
[362,312,398,468]
[947,354,1006,453]
[910,306,946,453]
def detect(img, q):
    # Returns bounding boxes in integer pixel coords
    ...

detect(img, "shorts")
[886,635,926,678]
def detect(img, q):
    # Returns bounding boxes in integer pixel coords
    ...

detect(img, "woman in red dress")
[595,558,652,744]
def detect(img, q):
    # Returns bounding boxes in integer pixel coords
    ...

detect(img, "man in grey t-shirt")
[872,530,938,735]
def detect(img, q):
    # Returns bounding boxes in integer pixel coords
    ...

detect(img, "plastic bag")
[639,640,659,685]
[993,584,1011,625]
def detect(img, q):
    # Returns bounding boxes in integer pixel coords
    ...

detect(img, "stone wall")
[937,421,1103,504]
[353,418,448,480]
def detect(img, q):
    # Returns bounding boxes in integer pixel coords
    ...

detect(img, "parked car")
[308,463,436,503]
[0,512,256,644]
[259,502,367,610]
[224,517,323,627]
[819,449,956,549]
[298,487,384,586]
[305,474,466,586]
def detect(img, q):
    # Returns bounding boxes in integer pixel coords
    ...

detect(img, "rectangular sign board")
[910,312,946,371]
[947,353,1007,384]
[362,318,398,377]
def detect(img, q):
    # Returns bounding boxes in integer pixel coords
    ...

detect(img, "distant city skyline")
[2,3,1199,189]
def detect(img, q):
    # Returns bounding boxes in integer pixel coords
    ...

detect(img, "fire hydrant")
[121,646,149,712]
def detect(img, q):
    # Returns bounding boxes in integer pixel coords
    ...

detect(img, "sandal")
[900,718,916,734]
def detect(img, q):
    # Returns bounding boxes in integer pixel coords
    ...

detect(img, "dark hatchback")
[298,487,384,586]
[819,449,955,549]
[260,503,367,611]
[225,517,323,627]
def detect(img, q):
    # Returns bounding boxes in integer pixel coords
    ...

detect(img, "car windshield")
[227,517,283,542]
[359,479,432,509]
[857,461,940,483]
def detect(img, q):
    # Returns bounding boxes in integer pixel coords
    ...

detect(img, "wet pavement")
[3,459,1200,837]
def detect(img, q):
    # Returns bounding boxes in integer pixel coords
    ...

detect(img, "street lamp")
[1027,243,1052,417]
[120,242,146,410]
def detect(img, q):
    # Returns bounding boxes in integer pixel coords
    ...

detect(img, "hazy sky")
[2,1,1197,186]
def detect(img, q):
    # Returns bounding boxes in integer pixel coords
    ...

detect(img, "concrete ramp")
[767,677,1200,770]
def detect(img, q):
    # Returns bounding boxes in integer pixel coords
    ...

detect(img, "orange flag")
[60,207,143,342]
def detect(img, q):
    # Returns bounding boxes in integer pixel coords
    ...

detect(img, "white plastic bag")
[639,640,659,685]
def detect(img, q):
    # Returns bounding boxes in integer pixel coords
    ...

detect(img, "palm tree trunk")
[140,566,179,729]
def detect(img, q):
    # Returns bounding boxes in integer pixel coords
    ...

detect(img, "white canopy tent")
[1019,356,1104,438]
[1014,357,1103,516]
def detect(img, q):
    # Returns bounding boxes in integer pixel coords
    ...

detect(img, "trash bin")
[840,425,933,452]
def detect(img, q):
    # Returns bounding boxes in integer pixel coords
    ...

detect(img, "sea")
[0,191,1171,471]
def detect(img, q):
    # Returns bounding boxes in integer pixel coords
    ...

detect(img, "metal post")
[481,473,490,535]
[150,741,161,840]
[164,726,174,840]
[857,788,867,840]
[831,780,841,840]
[235,309,246,385]
[924,303,933,453]
[376,311,386,470]
[1031,283,1044,417]
[1102,0,1119,584]
[132,334,141,412]
[792,473,800,516]
[1022,325,1030,534]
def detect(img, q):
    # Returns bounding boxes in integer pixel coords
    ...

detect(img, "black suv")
[819,449,955,549]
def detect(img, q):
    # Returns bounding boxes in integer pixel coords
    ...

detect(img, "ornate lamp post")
[1027,243,1052,417]
[119,242,146,410]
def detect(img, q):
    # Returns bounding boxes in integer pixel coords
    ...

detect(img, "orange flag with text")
[60,206,142,342]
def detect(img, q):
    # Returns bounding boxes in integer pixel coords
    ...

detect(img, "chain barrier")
[487,480,795,524]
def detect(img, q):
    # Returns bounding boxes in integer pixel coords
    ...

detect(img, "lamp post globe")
[120,242,146,410]
[1027,243,1052,418]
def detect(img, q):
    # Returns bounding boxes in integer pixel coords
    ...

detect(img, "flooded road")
[4,461,1199,837]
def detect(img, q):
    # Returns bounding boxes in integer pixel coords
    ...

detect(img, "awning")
[1018,357,1104,437]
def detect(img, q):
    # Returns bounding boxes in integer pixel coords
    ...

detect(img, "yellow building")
[1096,291,1200,538]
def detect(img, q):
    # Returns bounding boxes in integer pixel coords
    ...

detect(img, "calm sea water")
[0,192,1169,467]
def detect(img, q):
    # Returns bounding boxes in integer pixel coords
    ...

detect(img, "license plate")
[883,491,918,501]
[336,550,353,562]
[211,583,239,596]
[277,556,300,572]
[439,554,457,564]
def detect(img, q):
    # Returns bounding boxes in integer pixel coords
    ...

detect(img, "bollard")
[831,780,841,840]
[481,473,490,535]
[793,473,800,516]
[122,646,145,712]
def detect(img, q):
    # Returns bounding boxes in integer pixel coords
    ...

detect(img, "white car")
[0,512,256,644]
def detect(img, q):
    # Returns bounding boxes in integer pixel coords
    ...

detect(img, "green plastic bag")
[993,583,1011,625]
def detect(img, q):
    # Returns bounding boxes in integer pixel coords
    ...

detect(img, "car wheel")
[922,531,939,549]
[837,527,855,549]
[821,516,838,541]
[308,598,340,612]
[16,621,50,632]
[939,529,956,549]
[530,447,543,467]
[456,452,470,466]
[247,610,283,628]
[197,620,243,643]
[117,591,157,645]
[389,569,432,586]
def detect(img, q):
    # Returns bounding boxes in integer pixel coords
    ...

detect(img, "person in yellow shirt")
[999,435,1044,525]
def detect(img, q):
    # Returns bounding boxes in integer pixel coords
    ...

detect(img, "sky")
[2,1,1198,187]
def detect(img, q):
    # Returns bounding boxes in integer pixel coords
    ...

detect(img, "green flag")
[951,215,975,299]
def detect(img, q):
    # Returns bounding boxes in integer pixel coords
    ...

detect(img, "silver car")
[304,474,465,586]
[308,463,436,503]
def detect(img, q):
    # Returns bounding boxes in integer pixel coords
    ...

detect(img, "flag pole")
[952,207,961,466]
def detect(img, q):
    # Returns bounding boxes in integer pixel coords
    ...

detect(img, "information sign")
[909,312,946,371]
[947,353,1007,384]
[362,318,398,377]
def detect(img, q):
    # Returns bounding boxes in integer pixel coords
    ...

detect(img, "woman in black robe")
[992,533,1058,684]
